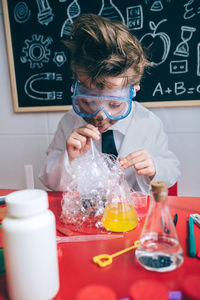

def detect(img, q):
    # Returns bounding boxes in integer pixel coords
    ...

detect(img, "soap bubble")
[60,151,133,233]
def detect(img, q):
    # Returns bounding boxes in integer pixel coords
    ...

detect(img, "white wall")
[0,2,200,196]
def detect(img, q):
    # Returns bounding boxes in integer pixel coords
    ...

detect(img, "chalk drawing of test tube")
[60,0,81,38]
[25,73,63,101]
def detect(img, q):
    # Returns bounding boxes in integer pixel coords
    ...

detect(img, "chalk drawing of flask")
[60,0,81,39]
[98,0,125,24]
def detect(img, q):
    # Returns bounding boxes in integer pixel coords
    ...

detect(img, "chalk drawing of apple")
[140,19,171,65]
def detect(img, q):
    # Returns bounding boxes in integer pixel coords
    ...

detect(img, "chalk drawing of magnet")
[170,60,188,74]
[25,72,63,101]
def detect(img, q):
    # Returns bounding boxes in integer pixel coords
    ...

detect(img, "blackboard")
[2,0,200,112]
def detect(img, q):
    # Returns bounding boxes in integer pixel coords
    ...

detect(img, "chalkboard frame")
[2,0,200,112]
[2,0,72,112]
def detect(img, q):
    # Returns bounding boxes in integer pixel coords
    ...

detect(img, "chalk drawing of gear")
[25,72,63,101]
[21,34,53,68]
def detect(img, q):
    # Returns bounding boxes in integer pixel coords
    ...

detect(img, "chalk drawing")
[140,19,171,65]
[25,73,63,101]
[53,52,67,67]
[184,0,200,19]
[153,81,200,96]
[197,43,200,76]
[170,60,188,74]
[127,5,143,30]
[61,0,81,38]
[98,0,125,24]
[36,0,54,26]
[21,34,53,69]
[174,26,196,57]
[14,2,31,23]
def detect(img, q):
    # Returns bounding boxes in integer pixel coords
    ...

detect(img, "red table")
[0,190,200,300]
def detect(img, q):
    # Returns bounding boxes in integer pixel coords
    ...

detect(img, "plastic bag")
[60,151,135,233]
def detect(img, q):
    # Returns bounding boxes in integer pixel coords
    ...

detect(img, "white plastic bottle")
[2,189,59,300]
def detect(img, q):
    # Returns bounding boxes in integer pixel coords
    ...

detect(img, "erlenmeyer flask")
[101,182,138,232]
[98,0,125,24]
[135,181,184,272]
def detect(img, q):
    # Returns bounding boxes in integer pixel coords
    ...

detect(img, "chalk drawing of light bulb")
[60,0,81,39]
[25,73,63,101]
[98,0,125,24]
[36,0,54,26]
[140,19,171,65]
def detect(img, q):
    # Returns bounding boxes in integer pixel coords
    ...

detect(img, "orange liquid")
[101,202,138,232]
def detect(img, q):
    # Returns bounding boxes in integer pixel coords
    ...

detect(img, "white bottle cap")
[6,189,48,218]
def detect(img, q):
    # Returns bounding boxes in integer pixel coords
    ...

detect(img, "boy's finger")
[78,127,100,140]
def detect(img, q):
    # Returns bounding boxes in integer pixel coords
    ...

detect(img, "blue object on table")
[0,196,5,205]
[188,216,196,257]
[173,213,178,226]
[190,213,200,228]
[0,248,5,275]
[169,291,182,300]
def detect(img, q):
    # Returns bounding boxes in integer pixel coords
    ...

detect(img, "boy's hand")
[66,124,100,161]
[119,149,156,178]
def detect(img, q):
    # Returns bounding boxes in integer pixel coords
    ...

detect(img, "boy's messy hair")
[63,14,151,88]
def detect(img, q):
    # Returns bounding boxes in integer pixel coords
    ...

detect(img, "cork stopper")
[151,181,167,202]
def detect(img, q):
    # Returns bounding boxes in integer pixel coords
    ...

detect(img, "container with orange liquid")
[101,202,138,232]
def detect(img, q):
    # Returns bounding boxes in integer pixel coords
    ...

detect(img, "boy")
[39,14,180,193]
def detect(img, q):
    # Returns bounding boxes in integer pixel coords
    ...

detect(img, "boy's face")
[75,72,140,133]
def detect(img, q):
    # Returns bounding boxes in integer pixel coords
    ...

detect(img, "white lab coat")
[39,101,180,194]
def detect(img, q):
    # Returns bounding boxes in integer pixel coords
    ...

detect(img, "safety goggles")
[72,81,136,120]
